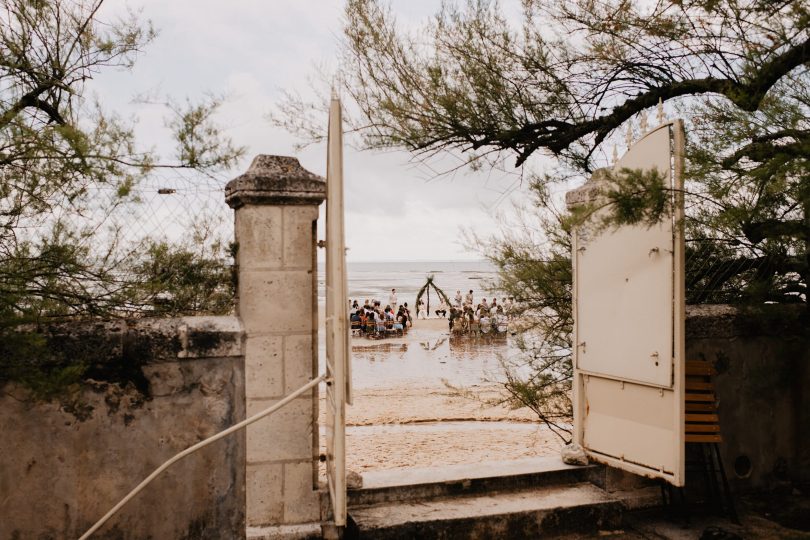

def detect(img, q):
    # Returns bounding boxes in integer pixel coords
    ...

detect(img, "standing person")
[388,288,398,309]
[496,306,508,333]
[403,302,413,326]
[464,289,474,307]
[417,298,426,319]
[505,297,514,318]
[481,297,489,312]
[454,290,463,307]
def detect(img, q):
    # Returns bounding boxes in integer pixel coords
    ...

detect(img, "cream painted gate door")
[573,121,686,486]
[324,95,351,526]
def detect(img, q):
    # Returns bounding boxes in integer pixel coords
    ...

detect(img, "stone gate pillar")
[225,155,326,530]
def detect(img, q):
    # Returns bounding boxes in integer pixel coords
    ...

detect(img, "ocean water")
[317,259,502,307]
[315,260,525,390]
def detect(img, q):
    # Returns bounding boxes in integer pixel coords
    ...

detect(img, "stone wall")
[0,316,245,540]
[686,304,809,491]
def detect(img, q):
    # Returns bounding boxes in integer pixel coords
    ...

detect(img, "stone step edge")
[347,482,626,538]
[349,482,661,514]
[349,457,603,506]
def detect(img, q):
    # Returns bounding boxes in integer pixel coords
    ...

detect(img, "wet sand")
[318,316,564,473]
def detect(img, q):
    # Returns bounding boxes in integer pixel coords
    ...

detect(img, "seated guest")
[359,309,369,333]
[367,310,377,332]
[396,308,408,333]
[376,310,386,332]
[350,310,361,329]
[481,298,489,311]
[479,313,491,333]
[435,299,447,318]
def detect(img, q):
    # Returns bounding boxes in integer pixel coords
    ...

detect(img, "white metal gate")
[573,120,686,485]
[324,95,352,525]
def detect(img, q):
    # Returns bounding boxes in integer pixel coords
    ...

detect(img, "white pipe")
[79,374,327,540]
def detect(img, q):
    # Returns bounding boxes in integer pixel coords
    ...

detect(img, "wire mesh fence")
[4,169,236,321]
[101,172,235,317]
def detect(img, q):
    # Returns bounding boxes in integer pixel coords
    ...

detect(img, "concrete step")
[349,456,602,506]
[347,481,624,539]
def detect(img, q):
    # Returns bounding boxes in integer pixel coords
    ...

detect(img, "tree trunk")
[427,287,431,315]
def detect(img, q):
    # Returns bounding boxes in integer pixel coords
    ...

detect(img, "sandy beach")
[318,316,564,474]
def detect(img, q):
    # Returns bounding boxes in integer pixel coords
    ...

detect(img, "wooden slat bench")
[685,360,721,444]
[679,359,738,522]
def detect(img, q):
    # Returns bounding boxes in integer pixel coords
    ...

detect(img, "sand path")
[318,317,564,473]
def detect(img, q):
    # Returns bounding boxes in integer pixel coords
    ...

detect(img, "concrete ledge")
[247,523,323,540]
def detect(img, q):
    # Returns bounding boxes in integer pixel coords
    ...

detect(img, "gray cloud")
[91,0,534,261]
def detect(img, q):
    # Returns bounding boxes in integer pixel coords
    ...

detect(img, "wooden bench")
[674,359,738,522]
[685,360,722,443]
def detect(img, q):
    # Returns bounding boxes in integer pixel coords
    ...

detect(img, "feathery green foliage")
[0,0,243,398]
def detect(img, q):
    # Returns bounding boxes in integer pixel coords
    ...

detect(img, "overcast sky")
[92,0,549,261]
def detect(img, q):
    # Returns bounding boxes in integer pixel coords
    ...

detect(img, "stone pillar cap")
[565,168,610,210]
[225,155,326,208]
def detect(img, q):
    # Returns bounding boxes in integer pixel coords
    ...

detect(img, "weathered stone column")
[226,155,325,529]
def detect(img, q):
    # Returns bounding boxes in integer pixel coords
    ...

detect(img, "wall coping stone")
[686,304,806,339]
[226,155,326,208]
[24,315,244,365]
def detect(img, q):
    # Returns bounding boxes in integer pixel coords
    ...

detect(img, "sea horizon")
[317,259,501,306]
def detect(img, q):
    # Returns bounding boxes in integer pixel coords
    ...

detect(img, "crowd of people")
[348,288,412,337]
[348,288,515,338]
[447,289,513,335]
